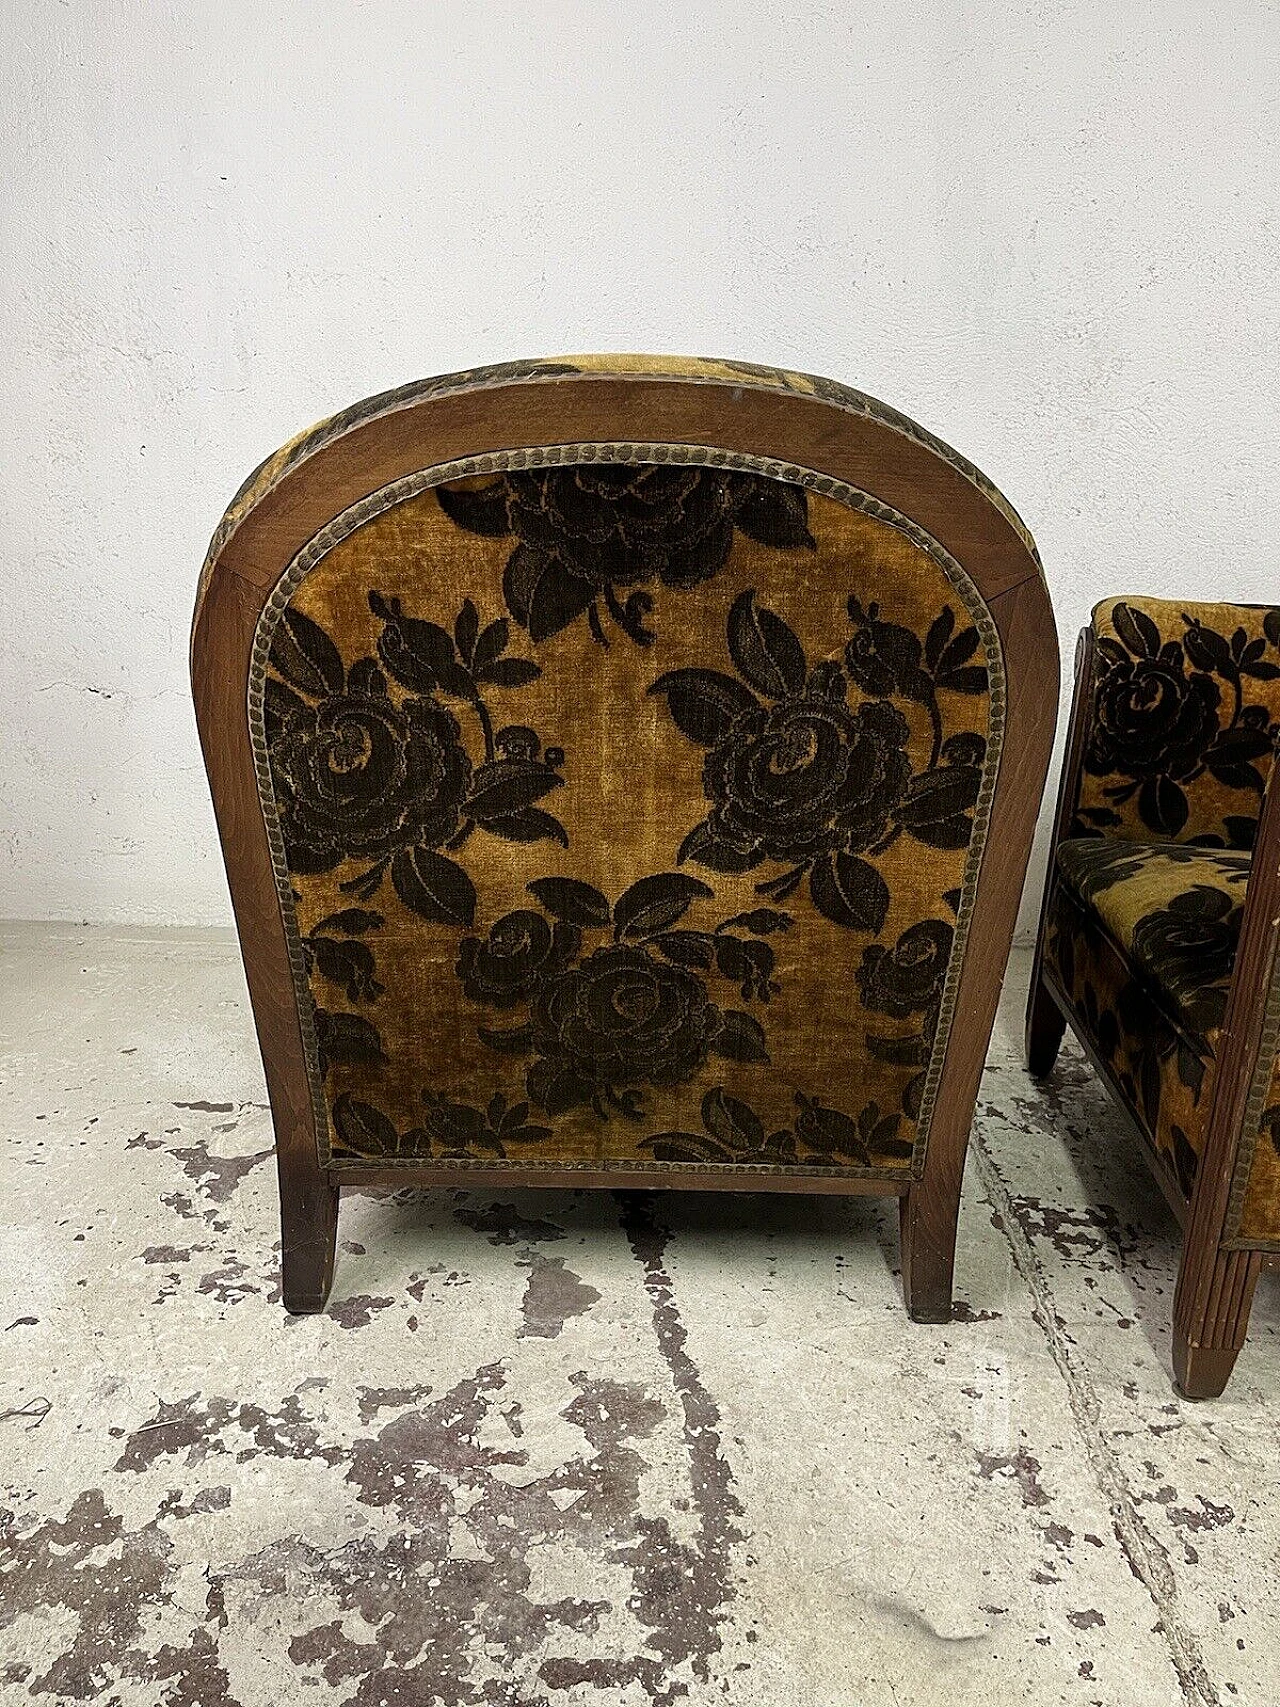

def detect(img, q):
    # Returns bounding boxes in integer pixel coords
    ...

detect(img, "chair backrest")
[1076,596,1280,848]
[193,356,1055,1187]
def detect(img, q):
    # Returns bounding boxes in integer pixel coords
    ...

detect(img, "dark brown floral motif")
[266,599,566,927]
[299,907,387,1079]
[651,591,988,933]
[1129,884,1242,1043]
[436,464,815,646]
[458,874,784,1121]
[529,946,720,1110]
[1081,601,1280,842]
[267,647,471,875]
[1091,652,1219,783]
[457,910,580,1008]
[332,1088,551,1162]
[643,1087,797,1165]
[795,1093,912,1165]
[859,911,957,1121]
[856,919,951,1019]
[641,1086,913,1168]
[700,693,910,868]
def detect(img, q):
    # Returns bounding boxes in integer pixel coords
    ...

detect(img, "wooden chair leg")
[1025,971,1066,1078]
[900,1174,961,1323]
[1172,1245,1261,1400]
[280,1174,340,1314]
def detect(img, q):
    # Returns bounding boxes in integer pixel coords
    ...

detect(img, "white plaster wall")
[3,1,1278,928]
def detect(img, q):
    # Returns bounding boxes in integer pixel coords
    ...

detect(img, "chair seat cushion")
[1055,837,1250,1053]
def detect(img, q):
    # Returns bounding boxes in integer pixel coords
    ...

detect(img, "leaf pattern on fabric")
[651,591,988,935]
[1078,599,1280,846]
[640,1085,913,1168]
[262,463,997,1171]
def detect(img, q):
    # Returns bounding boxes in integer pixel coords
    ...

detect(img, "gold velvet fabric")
[1046,875,1210,1201]
[1077,596,1280,846]
[1049,597,1280,1249]
[257,456,997,1175]
[1045,838,1245,1199]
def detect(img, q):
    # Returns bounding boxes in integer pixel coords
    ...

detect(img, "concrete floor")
[0,924,1277,1706]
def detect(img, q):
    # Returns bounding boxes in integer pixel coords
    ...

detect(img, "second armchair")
[1027,596,1280,1397]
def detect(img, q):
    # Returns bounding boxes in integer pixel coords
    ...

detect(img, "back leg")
[1025,971,1066,1078]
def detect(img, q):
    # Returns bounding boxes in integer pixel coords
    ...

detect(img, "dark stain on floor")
[2,1191,747,1704]
[518,1255,602,1339]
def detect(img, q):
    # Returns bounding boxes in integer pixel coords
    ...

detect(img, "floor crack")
[970,1130,1223,1707]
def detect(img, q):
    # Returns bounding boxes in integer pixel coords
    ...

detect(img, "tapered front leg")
[899,1176,959,1324]
[280,1174,340,1313]
[1172,1245,1261,1400]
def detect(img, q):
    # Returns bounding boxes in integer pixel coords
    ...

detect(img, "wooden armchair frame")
[1028,625,1279,1398]
[192,360,1056,1318]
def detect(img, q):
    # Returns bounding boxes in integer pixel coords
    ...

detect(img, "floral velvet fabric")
[1076,597,1280,846]
[259,460,997,1175]
[1044,850,1217,1201]
[1051,597,1280,1249]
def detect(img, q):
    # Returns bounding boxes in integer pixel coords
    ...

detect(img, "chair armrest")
[1189,755,1280,1250]
[1075,596,1280,847]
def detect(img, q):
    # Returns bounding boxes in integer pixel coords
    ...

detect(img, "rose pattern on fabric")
[1080,601,1280,843]
[651,591,988,934]
[264,468,997,1172]
[457,909,581,1009]
[856,919,952,1019]
[267,598,567,926]
[1046,831,1268,1203]
[528,946,720,1109]
[1129,885,1243,1044]
[267,657,471,875]
[457,875,781,1122]
[436,465,816,645]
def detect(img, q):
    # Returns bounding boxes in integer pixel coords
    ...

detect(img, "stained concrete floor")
[1,923,1277,1707]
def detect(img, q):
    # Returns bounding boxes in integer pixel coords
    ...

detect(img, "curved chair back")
[192,356,1056,1312]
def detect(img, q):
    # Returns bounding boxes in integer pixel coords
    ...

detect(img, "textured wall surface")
[3,2,1278,926]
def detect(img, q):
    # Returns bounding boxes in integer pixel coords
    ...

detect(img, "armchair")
[1028,596,1280,1396]
[192,355,1056,1320]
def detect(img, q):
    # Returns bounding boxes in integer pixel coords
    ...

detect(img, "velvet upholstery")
[1042,597,1280,1250]
[1077,596,1280,848]
[255,449,1000,1177]
[1044,838,1242,1201]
